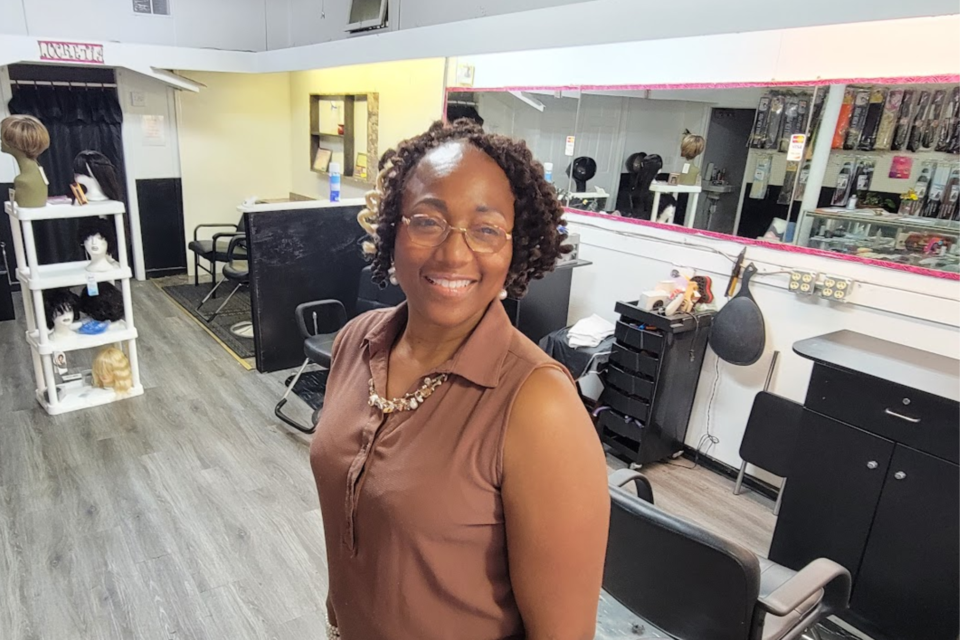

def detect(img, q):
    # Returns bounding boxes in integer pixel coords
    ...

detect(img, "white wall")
[177,71,293,274]
[566,212,960,478]
[0,0,269,51]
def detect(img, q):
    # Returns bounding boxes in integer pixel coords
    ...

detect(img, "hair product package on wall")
[891,90,916,151]
[875,89,904,151]
[750,95,772,149]
[923,89,947,150]
[779,160,801,205]
[750,154,773,200]
[765,94,785,150]
[793,160,813,202]
[907,91,932,152]
[844,89,872,150]
[939,169,959,220]
[831,158,856,207]
[857,89,887,151]
[936,87,960,152]
[832,88,856,149]
[855,158,876,196]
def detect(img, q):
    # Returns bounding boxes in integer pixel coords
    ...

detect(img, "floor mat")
[160,282,256,360]
[286,369,328,411]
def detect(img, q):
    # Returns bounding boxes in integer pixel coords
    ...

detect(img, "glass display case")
[797,207,960,274]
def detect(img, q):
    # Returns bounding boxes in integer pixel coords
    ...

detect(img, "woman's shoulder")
[335,307,395,350]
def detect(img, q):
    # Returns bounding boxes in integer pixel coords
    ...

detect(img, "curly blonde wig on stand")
[357,120,570,299]
[92,346,133,395]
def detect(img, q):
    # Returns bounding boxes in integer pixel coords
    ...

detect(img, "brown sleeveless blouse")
[310,301,570,640]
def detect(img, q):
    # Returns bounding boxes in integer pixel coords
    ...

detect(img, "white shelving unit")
[5,200,143,415]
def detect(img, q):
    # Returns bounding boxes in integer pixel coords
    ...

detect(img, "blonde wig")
[1,115,51,160]
[92,346,133,395]
[680,133,706,161]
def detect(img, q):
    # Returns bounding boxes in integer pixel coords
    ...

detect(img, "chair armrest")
[757,558,851,618]
[295,300,347,338]
[226,235,247,261]
[193,223,237,242]
[211,231,243,250]
[608,469,654,504]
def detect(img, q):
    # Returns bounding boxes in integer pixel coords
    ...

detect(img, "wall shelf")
[308,92,379,181]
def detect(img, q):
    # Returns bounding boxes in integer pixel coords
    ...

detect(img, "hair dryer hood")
[566,156,597,191]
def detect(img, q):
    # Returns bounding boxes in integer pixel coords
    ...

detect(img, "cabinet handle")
[894,471,907,481]
[866,461,878,470]
[884,408,921,423]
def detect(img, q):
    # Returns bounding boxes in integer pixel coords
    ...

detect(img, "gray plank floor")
[0,281,774,639]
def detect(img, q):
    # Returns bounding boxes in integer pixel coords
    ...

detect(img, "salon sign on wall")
[38,41,105,65]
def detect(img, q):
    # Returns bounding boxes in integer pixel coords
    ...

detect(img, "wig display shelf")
[5,200,125,221]
[36,380,144,416]
[26,321,136,355]
[16,261,132,291]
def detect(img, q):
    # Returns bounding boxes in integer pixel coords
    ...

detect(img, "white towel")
[567,314,615,349]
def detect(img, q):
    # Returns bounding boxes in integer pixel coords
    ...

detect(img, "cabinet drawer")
[614,321,665,355]
[601,385,650,423]
[610,343,658,378]
[806,363,959,464]
[605,363,655,402]
[598,408,643,444]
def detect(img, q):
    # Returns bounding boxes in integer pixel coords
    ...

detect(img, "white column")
[797,84,846,244]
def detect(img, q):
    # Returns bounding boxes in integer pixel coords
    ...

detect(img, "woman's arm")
[502,366,610,640]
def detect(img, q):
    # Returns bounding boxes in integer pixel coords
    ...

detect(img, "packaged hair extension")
[875,89,903,151]
[907,91,932,152]
[832,88,856,149]
[940,169,960,220]
[793,160,812,202]
[831,158,855,207]
[923,163,951,217]
[844,89,872,150]
[750,94,772,149]
[922,89,947,150]
[936,87,959,152]
[857,89,887,151]
[891,90,916,151]
[855,158,876,196]
[749,154,773,200]
[778,95,801,153]
[765,93,785,150]
[778,160,800,205]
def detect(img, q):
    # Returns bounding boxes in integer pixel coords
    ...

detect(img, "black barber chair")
[606,470,851,640]
[188,215,246,290]
[195,236,248,323]
[275,266,405,434]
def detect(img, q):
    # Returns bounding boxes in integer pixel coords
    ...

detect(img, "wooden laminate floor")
[0,281,774,639]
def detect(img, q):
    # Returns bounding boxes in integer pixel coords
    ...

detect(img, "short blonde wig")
[1,115,51,160]
[680,133,706,161]
[92,346,133,395]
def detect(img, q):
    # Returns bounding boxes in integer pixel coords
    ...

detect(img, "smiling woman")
[311,119,610,640]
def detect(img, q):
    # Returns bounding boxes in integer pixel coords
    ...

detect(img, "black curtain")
[8,85,126,264]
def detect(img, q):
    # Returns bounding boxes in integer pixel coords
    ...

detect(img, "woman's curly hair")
[358,119,569,299]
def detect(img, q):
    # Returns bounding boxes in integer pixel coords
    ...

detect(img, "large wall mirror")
[447,78,960,276]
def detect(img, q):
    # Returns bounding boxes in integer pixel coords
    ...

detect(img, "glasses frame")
[400,214,513,254]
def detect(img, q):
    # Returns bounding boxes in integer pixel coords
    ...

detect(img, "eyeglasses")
[401,214,512,254]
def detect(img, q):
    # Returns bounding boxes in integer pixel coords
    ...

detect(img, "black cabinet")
[598,302,713,465]
[853,446,959,640]
[770,331,959,640]
[503,259,590,345]
[769,410,894,581]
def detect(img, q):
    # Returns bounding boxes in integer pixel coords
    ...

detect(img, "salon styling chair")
[616,153,676,220]
[195,236,247,323]
[275,266,405,433]
[606,470,851,640]
[188,215,246,290]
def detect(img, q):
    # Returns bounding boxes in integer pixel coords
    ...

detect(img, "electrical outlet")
[789,270,818,295]
[819,275,854,302]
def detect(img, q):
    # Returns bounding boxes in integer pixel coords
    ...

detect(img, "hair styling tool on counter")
[710,263,765,366]
[726,248,747,298]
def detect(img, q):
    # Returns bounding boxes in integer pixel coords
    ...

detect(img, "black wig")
[73,150,125,202]
[44,289,80,330]
[79,281,124,322]
[77,216,118,260]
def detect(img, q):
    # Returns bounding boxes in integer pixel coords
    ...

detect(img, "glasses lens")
[407,215,447,246]
[466,224,508,253]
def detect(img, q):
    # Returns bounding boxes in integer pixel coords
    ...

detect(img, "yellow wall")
[289,58,446,200]
[178,71,293,272]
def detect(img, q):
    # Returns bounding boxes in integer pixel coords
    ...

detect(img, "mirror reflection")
[450,80,960,275]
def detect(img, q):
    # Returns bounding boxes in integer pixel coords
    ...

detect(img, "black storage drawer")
[602,385,650,423]
[606,363,655,401]
[598,409,643,444]
[614,321,665,355]
[610,343,658,378]
[806,363,959,464]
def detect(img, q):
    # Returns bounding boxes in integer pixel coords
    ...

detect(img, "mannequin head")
[680,133,706,161]
[92,346,133,394]
[0,115,50,160]
[73,150,124,202]
[80,281,124,322]
[44,289,80,331]
[78,217,118,261]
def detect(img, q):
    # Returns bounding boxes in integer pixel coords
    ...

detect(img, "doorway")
[699,108,755,233]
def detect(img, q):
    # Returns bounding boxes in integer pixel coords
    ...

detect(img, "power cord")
[667,357,721,470]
